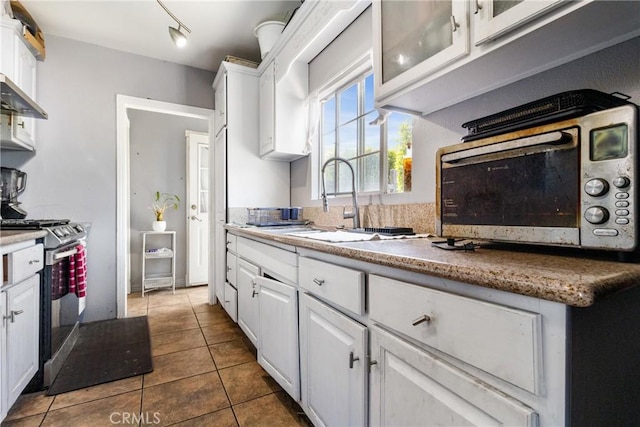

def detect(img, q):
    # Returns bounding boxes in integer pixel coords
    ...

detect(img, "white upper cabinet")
[213,72,227,137]
[373,0,640,115]
[472,0,564,45]
[374,0,469,101]
[1,18,38,150]
[258,61,276,157]
[259,60,309,161]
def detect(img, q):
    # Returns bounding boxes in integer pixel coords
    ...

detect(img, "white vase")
[152,221,166,232]
[253,21,285,59]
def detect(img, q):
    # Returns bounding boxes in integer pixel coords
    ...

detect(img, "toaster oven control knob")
[613,176,630,188]
[584,178,609,197]
[584,206,609,224]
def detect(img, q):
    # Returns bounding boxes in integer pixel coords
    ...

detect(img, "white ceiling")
[18,0,302,72]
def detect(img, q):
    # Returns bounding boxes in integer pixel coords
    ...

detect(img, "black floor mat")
[46,316,153,395]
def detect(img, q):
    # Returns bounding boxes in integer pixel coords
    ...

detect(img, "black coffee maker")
[1,167,28,219]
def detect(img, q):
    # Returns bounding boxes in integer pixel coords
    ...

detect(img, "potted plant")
[151,191,180,231]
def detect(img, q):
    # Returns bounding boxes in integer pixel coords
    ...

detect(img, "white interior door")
[186,131,210,286]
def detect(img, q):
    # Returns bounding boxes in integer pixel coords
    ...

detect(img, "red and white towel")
[75,243,87,298]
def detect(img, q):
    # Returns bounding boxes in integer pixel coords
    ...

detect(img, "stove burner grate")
[0,219,70,229]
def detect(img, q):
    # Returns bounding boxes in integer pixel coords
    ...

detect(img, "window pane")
[364,74,375,113]
[323,162,336,195]
[338,161,354,194]
[322,96,336,135]
[322,132,336,163]
[362,152,380,193]
[386,112,413,193]
[339,121,357,159]
[364,111,381,153]
[339,83,358,124]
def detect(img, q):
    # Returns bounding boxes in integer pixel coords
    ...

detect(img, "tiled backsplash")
[229,203,436,235]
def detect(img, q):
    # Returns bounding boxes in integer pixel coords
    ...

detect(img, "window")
[319,72,413,197]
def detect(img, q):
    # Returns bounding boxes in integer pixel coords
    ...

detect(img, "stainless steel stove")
[0,219,87,248]
[0,218,89,391]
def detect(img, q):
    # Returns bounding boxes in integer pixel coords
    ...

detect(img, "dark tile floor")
[2,286,311,426]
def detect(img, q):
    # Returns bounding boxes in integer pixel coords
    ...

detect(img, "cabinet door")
[473,0,565,45]
[374,0,469,98]
[214,72,227,136]
[226,252,237,287]
[370,326,538,427]
[6,275,39,409]
[299,293,367,427]
[0,291,6,422]
[213,130,227,304]
[237,258,260,346]
[259,61,275,157]
[256,276,300,400]
[223,281,237,322]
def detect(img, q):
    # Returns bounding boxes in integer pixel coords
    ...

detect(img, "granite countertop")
[1,230,48,246]
[226,225,640,307]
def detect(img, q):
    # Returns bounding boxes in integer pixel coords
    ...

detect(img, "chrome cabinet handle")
[252,290,259,298]
[450,15,460,32]
[29,259,40,264]
[412,314,431,326]
[18,121,25,128]
[474,0,482,14]
[313,278,325,286]
[349,351,360,369]
[4,310,24,323]
[251,279,257,287]
[226,266,231,272]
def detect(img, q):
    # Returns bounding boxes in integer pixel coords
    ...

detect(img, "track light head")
[169,25,187,48]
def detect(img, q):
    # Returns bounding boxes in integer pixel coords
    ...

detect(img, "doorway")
[116,95,215,318]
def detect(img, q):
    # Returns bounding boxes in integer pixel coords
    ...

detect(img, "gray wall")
[128,110,208,292]
[292,32,640,207]
[1,36,214,322]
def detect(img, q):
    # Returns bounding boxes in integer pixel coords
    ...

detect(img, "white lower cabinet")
[237,258,260,346]
[256,275,300,400]
[299,292,367,427]
[3,274,40,412]
[369,325,538,427]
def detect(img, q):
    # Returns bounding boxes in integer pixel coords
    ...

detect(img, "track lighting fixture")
[156,0,191,48]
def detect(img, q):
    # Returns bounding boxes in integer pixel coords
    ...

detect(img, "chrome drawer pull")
[349,351,360,369]
[313,278,325,286]
[412,314,431,326]
[29,259,41,264]
[252,290,259,298]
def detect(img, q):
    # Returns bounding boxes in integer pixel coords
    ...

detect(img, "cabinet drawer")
[226,233,237,253]
[5,243,43,285]
[369,275,543,394]
[299,257,364,316]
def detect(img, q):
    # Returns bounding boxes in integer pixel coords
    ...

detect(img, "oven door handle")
[441,131,572,163]
[46,247,78,265]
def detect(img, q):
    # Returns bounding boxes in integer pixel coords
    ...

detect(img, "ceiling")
[18,0,302,72]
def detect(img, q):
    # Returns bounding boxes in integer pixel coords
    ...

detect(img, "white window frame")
[314,53,385,200]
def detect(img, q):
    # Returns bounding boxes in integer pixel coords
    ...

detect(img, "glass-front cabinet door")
[373,0,469,103]
[473,0,566,45]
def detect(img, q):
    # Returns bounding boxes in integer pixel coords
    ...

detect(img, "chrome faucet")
[321,157,360,229]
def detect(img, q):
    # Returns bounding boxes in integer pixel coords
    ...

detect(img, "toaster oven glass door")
[440,132,579,228]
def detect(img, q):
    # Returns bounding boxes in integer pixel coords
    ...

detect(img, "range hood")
[0,73,47,119]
